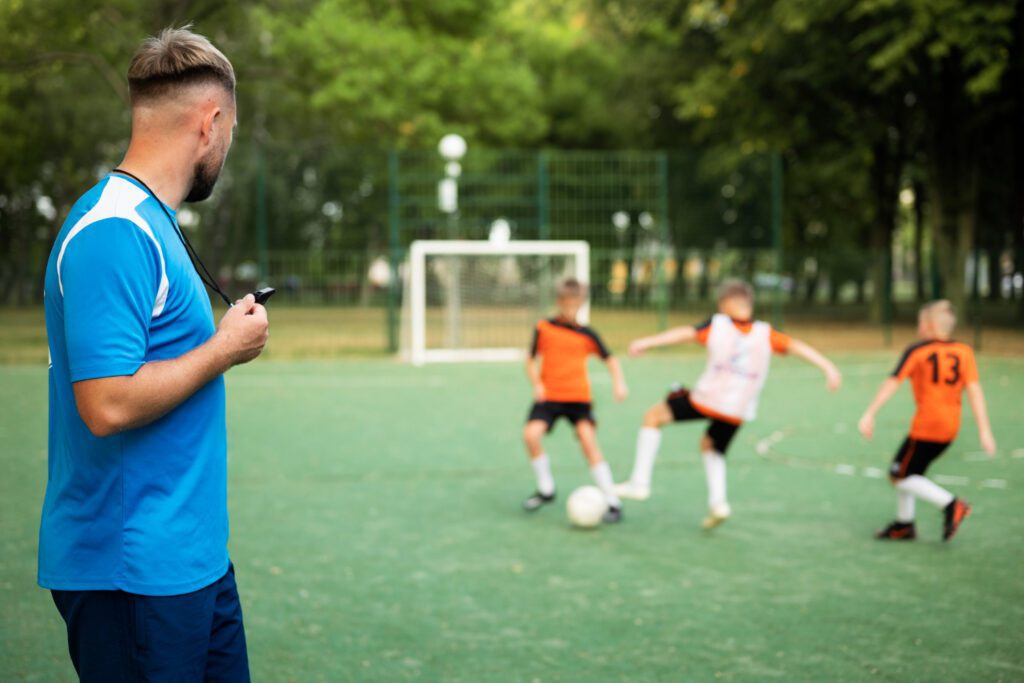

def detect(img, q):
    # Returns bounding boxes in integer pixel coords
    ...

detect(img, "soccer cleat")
[943,498,972,541]
[522,491,556,512]
[602,505,623,524]
[701,503,731,529]
[613,481,651,501]
[875,521,917,541]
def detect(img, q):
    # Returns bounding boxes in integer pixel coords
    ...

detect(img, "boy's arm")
[524,356,545,402]
[858,377,901,440]
[604,356,628,402]
[965,382,997,455]
[628,326,697,357]
[788,338,842,392]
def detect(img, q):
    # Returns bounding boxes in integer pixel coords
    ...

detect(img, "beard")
[184,148,226,203]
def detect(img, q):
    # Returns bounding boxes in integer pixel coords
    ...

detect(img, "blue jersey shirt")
[40,174,229,596]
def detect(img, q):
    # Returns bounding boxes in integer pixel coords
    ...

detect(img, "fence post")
[255,145,269,285]
[537,150,550,241]
[387,150,401,353]
[770,151,784,330]
[656,151,670,331]
[883,248,893,346]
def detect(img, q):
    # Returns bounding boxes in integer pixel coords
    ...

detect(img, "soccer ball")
[567,486,608,528]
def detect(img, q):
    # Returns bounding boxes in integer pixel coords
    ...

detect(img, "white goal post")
[405,240,591,366]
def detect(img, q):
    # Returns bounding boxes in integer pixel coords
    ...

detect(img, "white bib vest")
[691,314,773,422]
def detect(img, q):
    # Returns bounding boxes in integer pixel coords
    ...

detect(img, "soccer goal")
[402,240,590,366]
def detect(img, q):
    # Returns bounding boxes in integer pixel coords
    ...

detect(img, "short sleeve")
[769,328,791,354]
[60,218,162,382]
[891,345,922,381]
[694,317,713,345]
[529,325,541,358]
[585,328,611,359]
[961,347,979,383]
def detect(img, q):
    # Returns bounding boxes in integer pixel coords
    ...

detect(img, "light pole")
[438,134,467,348]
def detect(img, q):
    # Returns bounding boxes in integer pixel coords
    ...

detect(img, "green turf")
[2,354,1023,682]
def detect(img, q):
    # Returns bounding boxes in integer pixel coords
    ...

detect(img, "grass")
[2,353,1023,681]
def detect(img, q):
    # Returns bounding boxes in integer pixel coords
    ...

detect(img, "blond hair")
[128,26,235,103]
[557,278,588,299]
[921,300,957,337]
[717,279,754,303]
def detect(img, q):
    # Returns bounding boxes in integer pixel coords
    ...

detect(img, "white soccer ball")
[567,486,608,528]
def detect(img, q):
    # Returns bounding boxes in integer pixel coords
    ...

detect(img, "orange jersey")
[530,318,611,403]
[694,316,792,354]
[892,340,979,442]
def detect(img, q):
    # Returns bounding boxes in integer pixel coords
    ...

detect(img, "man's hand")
[215,294,269,366]
[980,428,997,456]
[628,339,648,358]
[613,382,629,403]
[533,383,547,403]
[858,413,875,440]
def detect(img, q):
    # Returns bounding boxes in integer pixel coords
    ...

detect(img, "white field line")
[757,432,1012,491]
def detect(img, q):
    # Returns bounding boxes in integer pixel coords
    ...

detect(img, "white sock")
[702,450,727,509]
[590,461,622,507]
[897,492,916,523]
[896,475,955,509]
[531,453,555,496]
[630,427,662,488]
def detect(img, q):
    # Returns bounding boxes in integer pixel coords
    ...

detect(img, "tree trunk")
[913,181,927,302]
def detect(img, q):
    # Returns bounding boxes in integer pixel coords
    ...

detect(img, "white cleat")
[701,503,732,529]
[613,481,651,501]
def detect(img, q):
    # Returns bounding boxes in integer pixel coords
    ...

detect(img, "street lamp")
[438,133,467,348]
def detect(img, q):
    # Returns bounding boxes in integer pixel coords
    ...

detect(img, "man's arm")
[74,295,269,437]
[965,381,997,455]
[788,338,842,392]
[604,356,628,402]
[628,326,697,357]
[858,377,901,440]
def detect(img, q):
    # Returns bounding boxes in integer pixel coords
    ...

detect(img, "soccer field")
[2,353,1023,682]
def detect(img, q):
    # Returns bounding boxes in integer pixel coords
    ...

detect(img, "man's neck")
[116,143,192,210]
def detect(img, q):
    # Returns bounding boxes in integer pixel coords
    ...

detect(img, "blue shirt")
[40,174,229,596]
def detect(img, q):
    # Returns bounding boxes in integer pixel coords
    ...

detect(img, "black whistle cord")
[111,168,233,307]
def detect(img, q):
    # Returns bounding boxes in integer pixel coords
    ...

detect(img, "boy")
[615,280,842,528]
[858,300,996,542]
[522,278,629,523]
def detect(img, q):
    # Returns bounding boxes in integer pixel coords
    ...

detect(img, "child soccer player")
[614,280,842,528]
[858,300,996,542]
[522,278,629,523]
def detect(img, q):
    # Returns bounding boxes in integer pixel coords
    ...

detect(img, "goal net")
[402,240,590,365]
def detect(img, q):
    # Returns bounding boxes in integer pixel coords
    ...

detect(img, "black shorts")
[527,401,595,432]
[665,387,740,454]
[889,437,951,480]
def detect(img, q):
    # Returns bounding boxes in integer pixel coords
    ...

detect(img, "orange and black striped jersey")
[530,318,611,403]
[892,339,979,442]
[694,317,792,354]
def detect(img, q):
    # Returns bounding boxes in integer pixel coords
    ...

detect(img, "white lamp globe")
[612,211,630,232]
[489,218,512,244]
[439,134,468,161]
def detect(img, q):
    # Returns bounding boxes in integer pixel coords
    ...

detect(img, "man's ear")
[199,106,222,148]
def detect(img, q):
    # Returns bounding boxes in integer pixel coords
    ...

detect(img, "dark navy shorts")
[51,562,249,683]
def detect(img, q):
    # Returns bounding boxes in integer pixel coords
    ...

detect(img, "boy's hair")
[920,299,957,336]
[128,25,236,105]
[557,278,588,299]
[717,279,754,303]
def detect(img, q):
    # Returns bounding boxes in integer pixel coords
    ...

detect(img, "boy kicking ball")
[522,278,628,523]
[614,280,841,528]
[859,300,996,542]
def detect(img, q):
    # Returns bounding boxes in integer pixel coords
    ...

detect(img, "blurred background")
[1,0,1022,358]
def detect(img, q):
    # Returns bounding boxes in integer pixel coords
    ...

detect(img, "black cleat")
[875,521,917,541]
[522,491,556,512]
[602,505,623,524]
[943,498,972,541]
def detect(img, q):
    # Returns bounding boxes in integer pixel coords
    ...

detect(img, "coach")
[39,27,267,682]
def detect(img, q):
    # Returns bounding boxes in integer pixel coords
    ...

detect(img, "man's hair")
[717,279,754,303]
[557,278,588,299]
[127,26,235,104]
[921,299,957,336]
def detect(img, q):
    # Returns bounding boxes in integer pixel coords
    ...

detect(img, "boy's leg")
[883,438,970,540]
[700,421,739,529]
[573,418,623,519]
[523,403,558,510]
[616,393,685,500]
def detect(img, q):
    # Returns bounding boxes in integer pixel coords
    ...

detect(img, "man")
[40,27,266,682]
